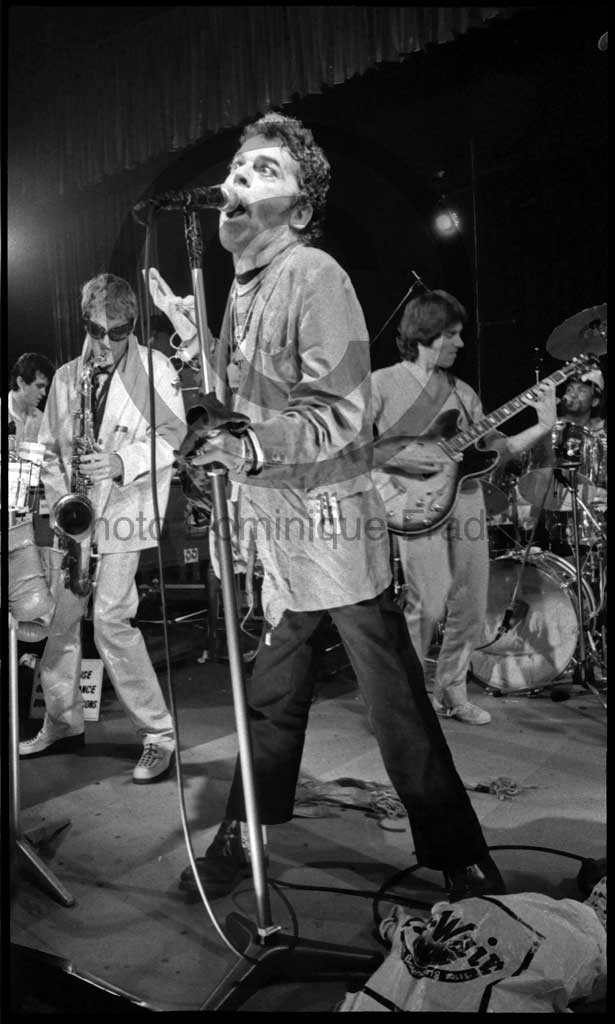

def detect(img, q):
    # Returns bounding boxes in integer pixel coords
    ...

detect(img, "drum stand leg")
[8,614,75,907]
[558,469,606,709]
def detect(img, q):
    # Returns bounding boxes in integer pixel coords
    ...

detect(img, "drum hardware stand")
[8,606,74,907]
[476,468,552,652]
[174,210,381,1011]
[506,469,527,552]
[551,460,606,708]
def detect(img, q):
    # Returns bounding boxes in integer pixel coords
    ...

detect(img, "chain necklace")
[232,280,262,355]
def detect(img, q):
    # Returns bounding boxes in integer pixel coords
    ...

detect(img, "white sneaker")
[19,726,85,758]
[432,697,491,725]
[451,702,491,725]
[132,744,175,784]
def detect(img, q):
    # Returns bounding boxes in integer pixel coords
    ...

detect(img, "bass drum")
[470,551,596,694]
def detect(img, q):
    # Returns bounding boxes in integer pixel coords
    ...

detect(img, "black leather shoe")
[577,857,607,898]
[179,819,256,899]
[444,854,506,902]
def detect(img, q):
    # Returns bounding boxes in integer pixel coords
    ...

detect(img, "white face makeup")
[219,136,306,255]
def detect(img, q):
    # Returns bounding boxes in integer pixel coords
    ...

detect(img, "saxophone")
[50,360,99,597]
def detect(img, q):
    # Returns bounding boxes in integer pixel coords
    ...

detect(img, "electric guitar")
[373,354,597,536]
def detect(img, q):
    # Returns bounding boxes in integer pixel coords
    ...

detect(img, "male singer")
[177,113,505,902]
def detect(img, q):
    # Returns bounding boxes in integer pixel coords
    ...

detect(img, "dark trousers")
[226,589,489,871]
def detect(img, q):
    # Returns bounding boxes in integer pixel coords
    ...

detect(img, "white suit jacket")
[39,335,187,553]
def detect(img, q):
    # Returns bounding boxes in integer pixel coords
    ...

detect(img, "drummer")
[524,367,606,552]
[558,368,606,434]
[530,367,606,478]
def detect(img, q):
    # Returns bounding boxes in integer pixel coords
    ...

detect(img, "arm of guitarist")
[372,433,446,476]
[484,381,558,458]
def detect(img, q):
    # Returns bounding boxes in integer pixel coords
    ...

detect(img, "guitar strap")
[447,374,476,431]
[396,368,456,436]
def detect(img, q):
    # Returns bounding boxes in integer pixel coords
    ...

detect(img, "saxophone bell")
[51,491,95,542]
[51,493,97,598]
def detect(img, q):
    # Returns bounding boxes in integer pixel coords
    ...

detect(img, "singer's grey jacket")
[40,336,187,553]
[214,239,391,626]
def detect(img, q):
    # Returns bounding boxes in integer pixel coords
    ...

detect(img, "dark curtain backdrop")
[8,5,513,363]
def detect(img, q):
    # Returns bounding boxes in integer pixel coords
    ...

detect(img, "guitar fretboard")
[443,357,593,455]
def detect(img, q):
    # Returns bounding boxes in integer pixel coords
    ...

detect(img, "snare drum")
[525,421,607,485]
[8,456,42,511]
[470,550,596,693]
[545,503,607,551]
[486,496,539,559]
[520,422,607,550]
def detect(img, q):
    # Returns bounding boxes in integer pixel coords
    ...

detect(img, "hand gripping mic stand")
[181,212,381,1011]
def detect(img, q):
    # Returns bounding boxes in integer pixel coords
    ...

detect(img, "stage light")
[434,209,461,235]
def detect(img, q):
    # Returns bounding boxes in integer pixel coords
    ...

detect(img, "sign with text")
[30,660,104,722]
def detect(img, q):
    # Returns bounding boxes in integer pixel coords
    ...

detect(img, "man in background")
[7,352,55,445]
[371,290,556,725]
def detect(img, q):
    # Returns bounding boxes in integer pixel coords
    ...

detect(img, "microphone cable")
[137,210,249,961]
[267,842,598,940]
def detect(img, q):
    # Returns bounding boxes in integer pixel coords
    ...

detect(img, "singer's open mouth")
[226,203,247,219]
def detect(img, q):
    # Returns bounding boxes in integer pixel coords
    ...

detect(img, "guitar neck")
[445,362,587,455]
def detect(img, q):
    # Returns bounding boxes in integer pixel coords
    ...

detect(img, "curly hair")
[80,273,138,322]
[397,290,467,362]
[10,352,56,390]
[239,113,330,242]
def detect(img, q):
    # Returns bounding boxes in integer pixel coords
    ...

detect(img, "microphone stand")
[181,212,381,1011]
[369,271,426,349]
[8,511,74,907]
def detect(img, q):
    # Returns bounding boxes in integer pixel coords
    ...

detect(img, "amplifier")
[136,478,210,591]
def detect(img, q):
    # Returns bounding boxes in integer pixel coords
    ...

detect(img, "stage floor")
[10,630,607,1012]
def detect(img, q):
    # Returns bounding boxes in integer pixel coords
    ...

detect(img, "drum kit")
[7,444,76,905]
[471,305,608,699]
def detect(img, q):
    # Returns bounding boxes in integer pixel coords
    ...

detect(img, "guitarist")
[372,290,557,725]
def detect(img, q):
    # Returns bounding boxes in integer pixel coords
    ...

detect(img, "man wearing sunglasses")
[19,273,187,784]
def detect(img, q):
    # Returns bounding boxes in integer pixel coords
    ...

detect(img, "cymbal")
[518,468,598,512]
[546,303,607,360]
[481,480,510,517]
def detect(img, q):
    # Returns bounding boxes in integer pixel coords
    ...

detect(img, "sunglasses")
[84,317,134,342]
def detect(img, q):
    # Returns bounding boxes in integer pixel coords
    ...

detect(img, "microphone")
[499,599,529,635]
[410,270,429,290]
[133,185,238,223]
